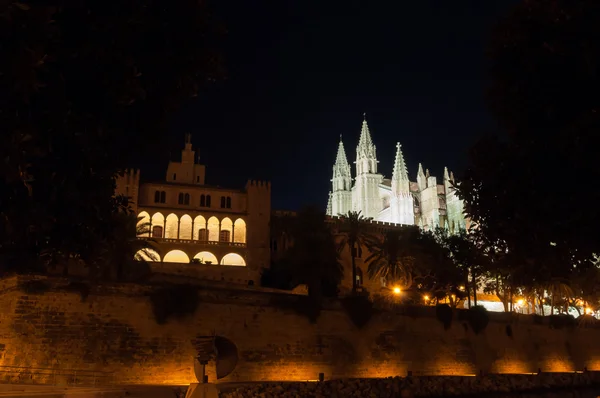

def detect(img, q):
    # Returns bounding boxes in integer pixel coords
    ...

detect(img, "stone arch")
[193,215,207,241]
[233,219,246,244]
[151,212,165,238]
[220,217,233,242]
[193,251,218,265]
[163,250,189,263]
[179,214,193,240]
[137,211,150,237]
[165,213,179,239]
[134,248,161,262]
[207,216,219,242]
[220,253,246,266]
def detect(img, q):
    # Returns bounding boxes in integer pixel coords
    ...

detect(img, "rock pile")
[219,372,600,397]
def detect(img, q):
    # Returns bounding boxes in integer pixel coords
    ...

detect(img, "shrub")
[270,294,321,323]
[548,314,576,329]
[435,304,453,330]
[467,305,489,334]
[149,284,200,324]
[341,295,374,329]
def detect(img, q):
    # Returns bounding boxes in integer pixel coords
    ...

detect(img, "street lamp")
[393,287,401,295]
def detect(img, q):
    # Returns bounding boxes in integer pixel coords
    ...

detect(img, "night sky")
[150,1,520,211]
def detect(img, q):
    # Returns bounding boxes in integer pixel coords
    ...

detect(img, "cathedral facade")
[326,117,467,233]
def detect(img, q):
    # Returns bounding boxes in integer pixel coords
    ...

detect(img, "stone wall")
[1,275,600,387]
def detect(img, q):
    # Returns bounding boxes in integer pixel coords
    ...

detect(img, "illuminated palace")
[326,116,467,232]
[115,134,271,285]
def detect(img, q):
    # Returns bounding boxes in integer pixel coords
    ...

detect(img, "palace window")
[154,191,166,203]
[152,225,163,238]
[200,194,211,207]
[226,196,232,208]
[206,195,211,207]
[178,193,184,205]
[184,193,190,205]
[198,228,208,241]
[196,176,200,183]
[219,230,231,242]
[220,196,226,208]
[173,173,177,181]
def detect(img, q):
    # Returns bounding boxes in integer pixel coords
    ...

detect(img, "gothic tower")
[390,143,415,225]
[353,115,383,218]
[330,136,352,216]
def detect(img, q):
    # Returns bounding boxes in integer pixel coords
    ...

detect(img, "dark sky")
[154,0,520,211]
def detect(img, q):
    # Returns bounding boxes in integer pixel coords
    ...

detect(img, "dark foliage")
[148,285,200,325]
[435,304,453,330]
[466,305,489,334]
[341,295,375,329]
[268,206,343,302]
[548,314,577,330]
[0,1,223,272]
[269,294,321,324]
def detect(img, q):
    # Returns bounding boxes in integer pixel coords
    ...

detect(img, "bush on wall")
[269,294,322,323]
[149,284,200,324]
[341,295,374,329]
[468,305,489,334]
[435,304,453,330]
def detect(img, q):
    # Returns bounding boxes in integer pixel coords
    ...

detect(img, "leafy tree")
[90,212,160,281]
[336,210,374,294]
[457,0,600,300]
[271,206,343,302]
[0,1,223,272]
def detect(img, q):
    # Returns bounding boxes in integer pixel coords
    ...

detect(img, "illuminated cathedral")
[325,116,467,232]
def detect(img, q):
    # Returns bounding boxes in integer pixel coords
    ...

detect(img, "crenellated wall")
[1,275,600,387]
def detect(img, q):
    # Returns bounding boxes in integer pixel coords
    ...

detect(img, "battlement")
[245,180,271,190]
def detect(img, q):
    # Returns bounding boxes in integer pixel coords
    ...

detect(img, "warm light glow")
[165,213,179,238]
[393,287,401,295]
[207,216,220,241]
[517,299,524,306]
[163,249,190,263]
[459,285,465,291]
[179,214,193,240]
[220,253,246,266]
[221,217,233,242]
[585,307,593,315]
[193,251,218,265]
[424,295,429,301]
[233,218,247,244]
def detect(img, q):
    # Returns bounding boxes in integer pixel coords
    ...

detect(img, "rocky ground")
[219,372,600,397]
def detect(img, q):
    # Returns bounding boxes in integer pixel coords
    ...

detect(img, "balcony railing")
[138,236,246,248]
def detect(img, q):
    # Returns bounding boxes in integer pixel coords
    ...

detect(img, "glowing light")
[424,295,429,301]
[459,285,465,291]
[585,307,593,315]
[393,287,401,295]
[517,299,524,306]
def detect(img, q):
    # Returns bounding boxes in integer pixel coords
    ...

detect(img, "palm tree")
[91,212,159,280]
[364,227,420,289]
[336,210,374,294]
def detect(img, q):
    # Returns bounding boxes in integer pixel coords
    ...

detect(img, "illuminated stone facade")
[115,135,271,285]
[326,116,467,232]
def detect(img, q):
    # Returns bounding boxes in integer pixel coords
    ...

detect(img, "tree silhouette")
[336,210,375,294]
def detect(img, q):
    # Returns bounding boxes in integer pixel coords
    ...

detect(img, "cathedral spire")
[356,114,377,175]
[392,143,410,193]
[417,163,427,191]
[333,136,351,179]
